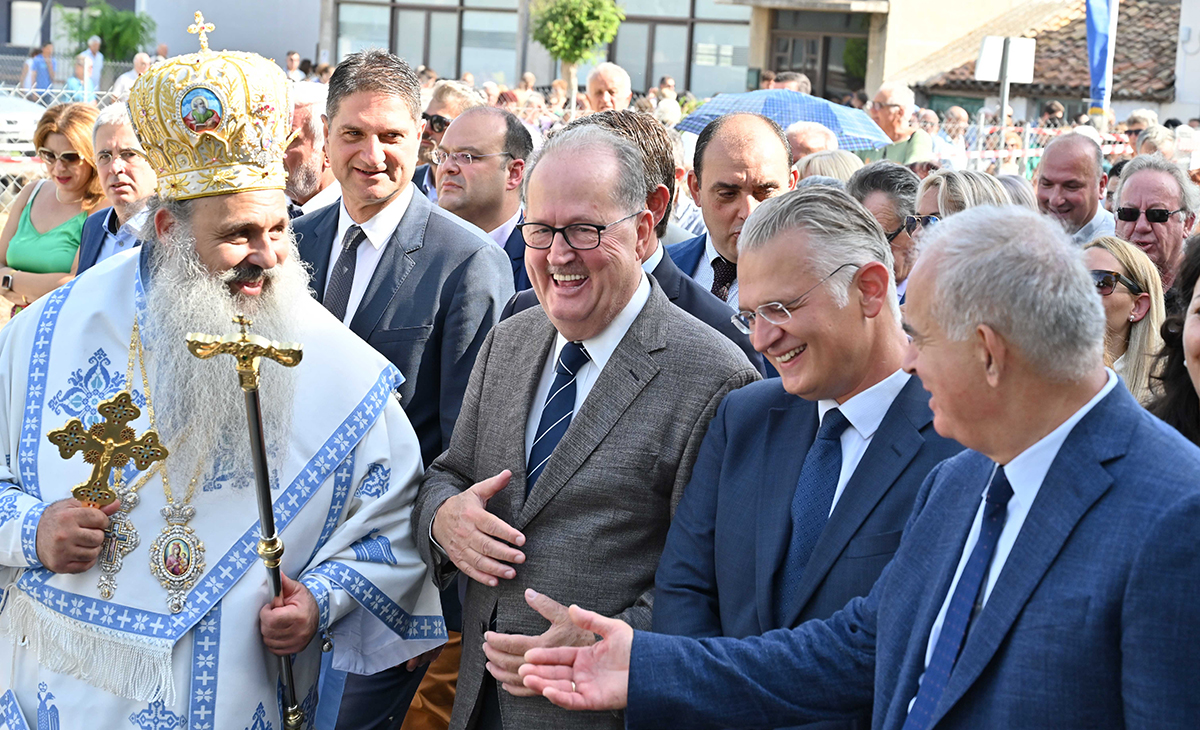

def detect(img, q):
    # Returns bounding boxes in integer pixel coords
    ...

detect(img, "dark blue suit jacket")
[503,218,531,293]
[667,233,706,281]
[628,384,1200,730]
[77,207,116,275]
[499,250,766,375]
[412,163,433,198]
[652,375,960,729]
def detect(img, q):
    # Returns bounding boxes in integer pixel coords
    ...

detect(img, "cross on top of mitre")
[188,11,216,52]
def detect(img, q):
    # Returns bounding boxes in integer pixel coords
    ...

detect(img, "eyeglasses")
[731,263,860,335]
[918,120,938,130]
[95,148,146,167]
[885,224,904,243]
[904,214,939,237]
[429,148,511,167]
[422,112,451,134]
[868,101,903,113]
[1091,269,1144,297]
[1115,207,1185,224]
[518,210,643,250]
[38,148,83,166]
[1125,128,1144,139]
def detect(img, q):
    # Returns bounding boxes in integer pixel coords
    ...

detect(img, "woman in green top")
[0,103,102,314]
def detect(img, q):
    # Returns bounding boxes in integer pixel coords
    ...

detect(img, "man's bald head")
[1035,134,1106,234]
[694,113,792,183]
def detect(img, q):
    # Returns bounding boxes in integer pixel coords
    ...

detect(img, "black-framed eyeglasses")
[518,210,643,250]
[422,112,451,134]
[1115,207,1185,224]
[429,148,511,167]
[1091,269,1144,297]
[885,224,904,243]
[38,148,83,166]
[731,263,860,335]
[904,214,939,237]
[1125,128,1144,139]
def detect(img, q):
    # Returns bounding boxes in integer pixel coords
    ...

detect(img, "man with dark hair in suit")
[668,113,797,311]
[293,48,512,729]
[76,104,157,274]
[413,80,485,202]
[503,109,765,374]
[846,161,921,304]
[435,106,533,291]
[521,204,1200,730]
[412,124,759,730]
[652,186,961,730]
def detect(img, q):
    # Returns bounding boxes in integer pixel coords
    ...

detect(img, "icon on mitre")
[181,87,222,132]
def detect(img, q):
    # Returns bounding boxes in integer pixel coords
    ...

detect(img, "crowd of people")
[0,20,1199,730]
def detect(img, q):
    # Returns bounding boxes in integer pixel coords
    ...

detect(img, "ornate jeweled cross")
[188,11,216,52]
[186,315,302,391]
[46,392,168,508]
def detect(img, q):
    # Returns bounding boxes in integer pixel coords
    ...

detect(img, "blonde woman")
[1083,236,1165,404]
[909,169,1010,240]
[794,149,863,182]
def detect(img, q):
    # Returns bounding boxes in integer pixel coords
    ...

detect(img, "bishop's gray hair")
[919,205,1105,382]
[738,186,900,322]
[523,124,649,214]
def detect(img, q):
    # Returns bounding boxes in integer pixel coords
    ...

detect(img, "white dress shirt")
[299,179,342,215]
[96,208,149,265]
[326,183,415,326]
[913,369,1119,702]
[523,273,652,462]
[487,207,523,248]
[690,234,738,310]
[642,242,665,274]
[817,369,911,517]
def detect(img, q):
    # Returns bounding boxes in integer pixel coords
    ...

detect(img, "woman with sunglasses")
[909,169,1010,241]
[1083,236,1165,404]
[0,103,102,316]
[1147,236,1200,445]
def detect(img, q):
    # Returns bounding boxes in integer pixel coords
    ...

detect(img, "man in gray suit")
[292,49,513,729]
[412,125,760,730]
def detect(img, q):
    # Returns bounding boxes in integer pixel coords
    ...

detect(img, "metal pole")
[997,36,1011,152]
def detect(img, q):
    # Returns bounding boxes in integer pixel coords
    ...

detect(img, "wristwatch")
[1,274,12,291]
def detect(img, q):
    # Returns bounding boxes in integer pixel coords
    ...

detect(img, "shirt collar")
[119,207,149,237]
[338,182,415,251]
[300,179,342,215]
[552,273,651,375]
[818,368,912,440]
[488,206,523,247]
[642,242,665,273]
[704,233,733,267]
[1001,368,1119,507]
[104,207,120,235]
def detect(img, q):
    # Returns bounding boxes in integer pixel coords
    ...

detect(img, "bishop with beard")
[0,25,444,730]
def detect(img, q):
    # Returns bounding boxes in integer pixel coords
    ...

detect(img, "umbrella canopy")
[676,89,893,152]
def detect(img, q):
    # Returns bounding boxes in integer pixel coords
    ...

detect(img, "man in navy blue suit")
[652,187,961,729]
[519,204,1200,729]
[435,106,532,292]
[500,109,764,374]
[667,113,797,310]
[76,104,156,274]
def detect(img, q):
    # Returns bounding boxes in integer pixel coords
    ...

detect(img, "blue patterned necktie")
[526,341,590,494]
[323,225,365,322]
[778,408,850,621]
[902,467,1014,730]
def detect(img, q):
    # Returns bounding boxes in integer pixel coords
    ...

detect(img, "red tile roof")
[917,0,1179,102]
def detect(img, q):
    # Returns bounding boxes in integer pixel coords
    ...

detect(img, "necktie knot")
[343,225,366,254]
[555,341,590,377]
[711,256,737,299]
[817,408,850,441]
[986,467,1014,507]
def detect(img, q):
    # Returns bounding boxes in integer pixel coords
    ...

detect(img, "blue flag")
[1086,0,1120,113]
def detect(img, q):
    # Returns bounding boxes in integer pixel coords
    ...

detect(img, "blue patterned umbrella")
[676,89,892,152]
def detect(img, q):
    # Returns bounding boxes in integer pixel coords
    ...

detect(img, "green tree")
[531,0,624,120]
[60,0,156,63]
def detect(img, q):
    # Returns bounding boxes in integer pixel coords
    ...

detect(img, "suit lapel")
[756,400,818,630]
[297,203,339,302]
[650,248,684,301]
[495,314,557,522]
[926,387,1133,727]
[347,192,429,340]
[513,284,668,529]
[781,376,930,628]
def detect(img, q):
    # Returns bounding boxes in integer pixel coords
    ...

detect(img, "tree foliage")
[60,0,156,62]
[531,0,625,66]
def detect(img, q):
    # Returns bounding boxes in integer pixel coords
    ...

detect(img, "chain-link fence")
[954,123,1136,178]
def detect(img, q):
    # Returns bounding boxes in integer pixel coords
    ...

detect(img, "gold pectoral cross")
[47,392,169,508]
[186,315,302,392]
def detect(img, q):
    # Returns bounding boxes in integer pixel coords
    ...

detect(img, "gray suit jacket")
[293,190,514,469]
[413,280,761,730]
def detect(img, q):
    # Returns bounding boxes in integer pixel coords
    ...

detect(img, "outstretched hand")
[484,588,596,697]
[518,604,632,711]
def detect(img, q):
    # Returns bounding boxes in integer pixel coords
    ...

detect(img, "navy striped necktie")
[323,225,366,322]
[902,467,1014,730]
[526,341,590,493]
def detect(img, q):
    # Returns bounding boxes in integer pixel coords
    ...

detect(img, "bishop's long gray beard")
[141,222,312,498]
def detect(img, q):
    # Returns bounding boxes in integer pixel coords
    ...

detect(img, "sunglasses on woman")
[38,148,83,165]
[1090,269,1144,296]
[422,112,451,134]
[1115,207,1184,224]
[904,215,939,237]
